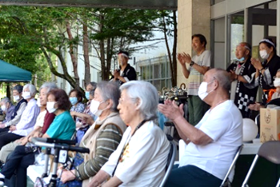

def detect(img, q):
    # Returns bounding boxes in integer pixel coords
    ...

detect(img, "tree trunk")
[172,10,178,87]
[83,22,91,88]
[66,21,80,88]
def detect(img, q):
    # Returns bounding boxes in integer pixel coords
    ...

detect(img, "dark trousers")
[1,145,35,187]
[188,95,209,126]
[164,165,222,187]
[0,132,23,150]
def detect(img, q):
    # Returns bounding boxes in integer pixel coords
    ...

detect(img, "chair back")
[220,144,243,187]
[159,140,177,187]
[258,141,280,164]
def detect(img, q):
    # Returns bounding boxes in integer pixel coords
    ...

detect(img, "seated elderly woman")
[0,88,76,187]
[0,85,27,133]
[0,84,40,150]
[89,81,170,187]
[0,97,15,124]
[71,82,97,143]
[59,81,126,186]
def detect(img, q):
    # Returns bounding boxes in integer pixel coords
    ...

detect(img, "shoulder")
[212,100,242,120]
[203,50,211,56]
[139,121,164,138]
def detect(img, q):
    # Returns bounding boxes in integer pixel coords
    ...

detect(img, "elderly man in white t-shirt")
[158,68,243,187]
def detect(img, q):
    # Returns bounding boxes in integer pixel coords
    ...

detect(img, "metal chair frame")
[242,141,280,187]
[159,139,177,187]
[220,144,243,187]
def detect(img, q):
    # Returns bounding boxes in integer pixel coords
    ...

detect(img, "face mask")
[85,91,90,100]
[22,91,31,100]
[1,105,6,112]
[46,102,57,113]
[236,57,245,62]
[90,99,106,117]
[198,82,214,100]
[260,50,269,60]
[37,98,42,107]
[13,95,20,102]
[274,78,280,87]
[69,97,78,106]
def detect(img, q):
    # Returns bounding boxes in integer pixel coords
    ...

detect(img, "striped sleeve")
[76,123,123,180]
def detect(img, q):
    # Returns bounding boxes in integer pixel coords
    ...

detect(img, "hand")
[158,100,184,121]
[248,102,261,111]
[33,131,42,138]
[251,58,263,70]
[9,125,16,131]
[15,137,24,144]
[60,169,76,183]
[229,70,237,81]
[113,70,120,80]
[19,136,29,145]
[82,115,94,125]
[0,123,5,129]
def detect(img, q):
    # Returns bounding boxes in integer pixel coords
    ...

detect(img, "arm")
[158,100,212,145]
[76,124,122,180]
[5,102,26,127]
[102,176,122,187]
[178,53,190,79]
[89,170,110,187]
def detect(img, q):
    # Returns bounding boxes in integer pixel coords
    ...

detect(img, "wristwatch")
[190,61,195,66]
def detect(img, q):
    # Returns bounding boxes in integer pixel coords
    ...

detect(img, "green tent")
[0,59,32,82]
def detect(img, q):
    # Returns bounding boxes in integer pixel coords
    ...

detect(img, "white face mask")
[198,81,214,101]
[90,99,106,117]
[46,102,57,113]
[274,78,280,87]
[13,95,20,102]
[22,91,31,100]
[260,50,270,60]
[1,105,6,112]
[37,98,42,107]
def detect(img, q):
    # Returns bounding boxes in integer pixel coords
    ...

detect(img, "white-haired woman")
[89,81,170,187]
[0,84,40,150]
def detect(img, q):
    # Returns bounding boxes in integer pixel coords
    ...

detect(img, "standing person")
[227,42,258,118]
[250,38,280,105]
[177,34,211,125]
[0,98,15,124]
[113,50,137,85]
[158,68,242,187]
[0,85,27,132]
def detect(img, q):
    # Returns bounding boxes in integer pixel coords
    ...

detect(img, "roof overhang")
[0,0,177,10]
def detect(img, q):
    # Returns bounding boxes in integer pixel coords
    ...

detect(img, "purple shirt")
[3,105,15,123]
[12,98,40,136]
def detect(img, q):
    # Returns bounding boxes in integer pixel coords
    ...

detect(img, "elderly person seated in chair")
[0,88,76,187]
[89,81,170,187]
[158,68,242,187]
[59,81,127,187]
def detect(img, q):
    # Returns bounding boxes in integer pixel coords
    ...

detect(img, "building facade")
[177,0,280,86]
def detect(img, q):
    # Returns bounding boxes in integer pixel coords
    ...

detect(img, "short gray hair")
[40,82,58,93]
[120,81,158,120]
[1,97,12,105]
[97,81,120,112]
[212,68,231,92]
[23,84,37,97]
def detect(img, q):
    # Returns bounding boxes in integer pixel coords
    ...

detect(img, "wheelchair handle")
[31,137,76,145]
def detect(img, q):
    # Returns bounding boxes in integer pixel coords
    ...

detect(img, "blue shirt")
[46,111,75,140]
[3,105,15,123]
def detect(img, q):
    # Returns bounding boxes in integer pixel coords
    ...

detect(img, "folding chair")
[220,144,243,187]
[159,137,177,187]
[242,141,280,187]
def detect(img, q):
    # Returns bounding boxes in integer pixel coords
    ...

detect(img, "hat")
[118,50,129,58]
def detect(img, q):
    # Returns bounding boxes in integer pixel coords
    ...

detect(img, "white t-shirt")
[187,50,211,95]
[101,121,170,187]
[179,100,242,180]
